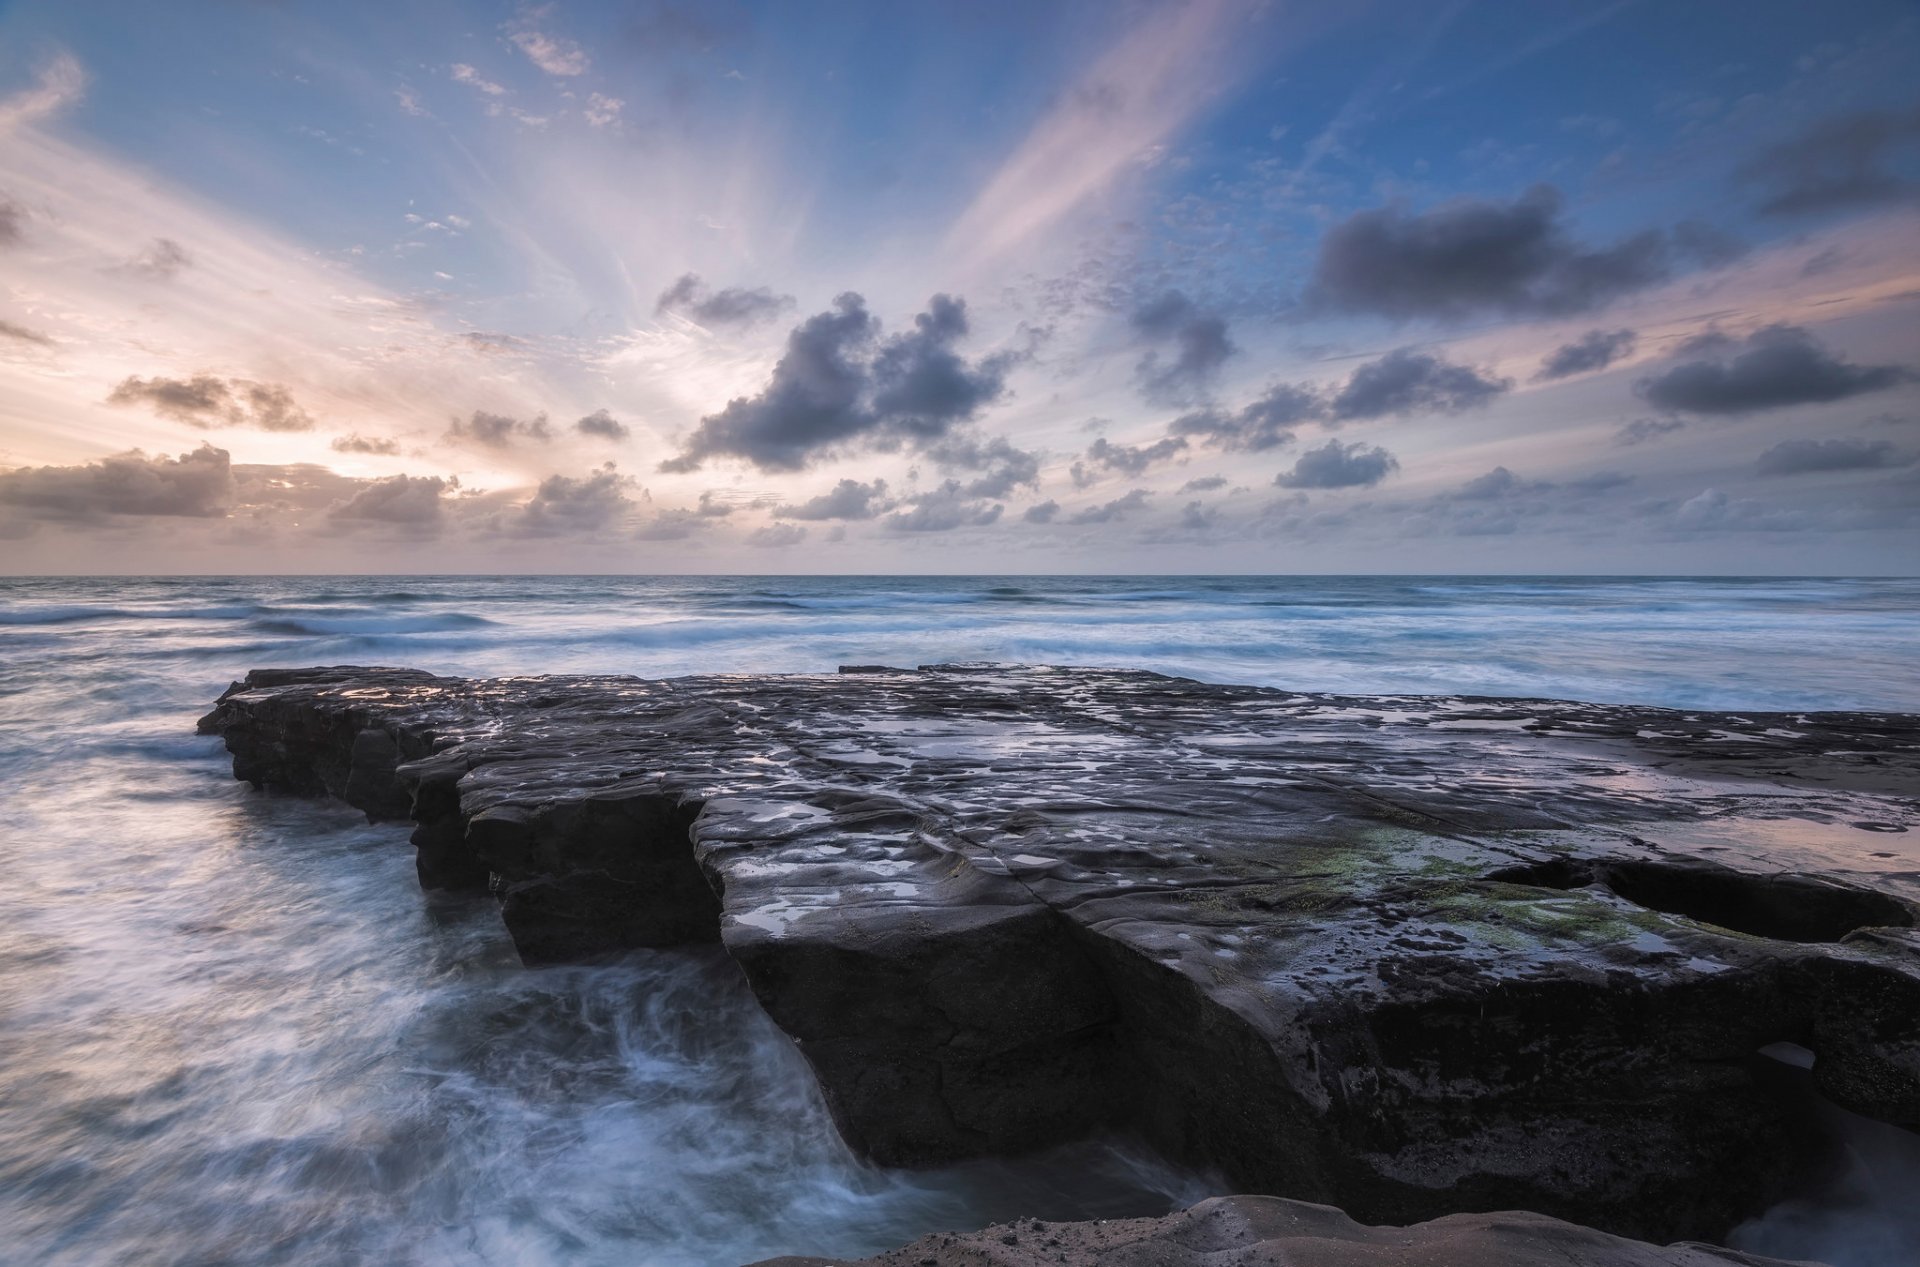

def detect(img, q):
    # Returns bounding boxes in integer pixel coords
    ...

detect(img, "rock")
[745,1195,1814,1266]
[198,664,1920,1244]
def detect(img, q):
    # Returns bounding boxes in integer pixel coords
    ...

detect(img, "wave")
[248,613,499,636]
[0,604,262,626]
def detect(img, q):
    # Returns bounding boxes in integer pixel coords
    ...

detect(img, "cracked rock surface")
[198,664,1920,1245]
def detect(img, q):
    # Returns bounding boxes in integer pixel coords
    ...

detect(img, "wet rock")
[745,1195,1809,1266]
[198,664,1920,1243]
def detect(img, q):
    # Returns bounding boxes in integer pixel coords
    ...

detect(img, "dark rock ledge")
[198,664,1920,1253]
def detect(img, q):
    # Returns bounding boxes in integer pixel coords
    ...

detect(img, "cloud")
[1079,435,1187,479]
[941,0,1247,265]
[776,477,891,520]
[576,409,630,440]
[1180,475,1228,492]
[1615,417,1686,446]
[462,332,527,355]
[1171,383,1319,451]
[108,375,316,431]
[508,18,590,76]
[1307,185,1675,321]
[747,522,808,547]
[0,444,232,520]
[1274,439,1398,489]
[0,196,24,247]
[1636,324,1913,415]
[1535,328,1637,381]
[1452,466,1528,500]
[1023,499,1060,523]
[884,480,1004,532]
[1328,348,1510,421]
[1068,488,1152,524]
[122,238,192,280]
[513,464,635,534]
[450,64,507,96]
[1754,437,1908,477]
[634,508,708,540]
[1131,291,1236,405]
[447,409,553,446]
[923,433,1040,498]
[331,434,402,456]
[662,292,1011,472]
[329,473,450,524]
[0,318,52,345]
[655,273,795,327]
[584,93,623,127]
[1736,105,1920,217]
[0,51,86,132]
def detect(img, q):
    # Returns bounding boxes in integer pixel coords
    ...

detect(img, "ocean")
[3,574,1917,1266]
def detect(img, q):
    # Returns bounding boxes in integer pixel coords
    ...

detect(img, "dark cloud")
[1735,105,1920,217]
[1636,324,1913,415]
[1171,382,1318,451]
[923,434,1040,498]
[328,474,450,524]
[1307,185,1676,321]
[1754,437,1908,477]
[0,444,232,520]
[1670,221,1749,268]
[514,464,636,534]
[576,409,630,441]
[331,434,403,456]
[1180,475,1228,492]
[1068,488,1151,524]
[124,238,192,280]
[884,480,1004,533]
[448,410,554,447]
[1535,329,1637,381]
[776,478,891,520]
[655,273,795,327]
[1274,439,1398,489]
[108,375,316,432]
[1328,349,1511,421]
[1445,467,1631,502]
[747,522,808,547]
[1453,466,1528,500]
[1131,291,1235,405]
[1023,499,1060,524]
[1079,435,1187,478]
[661,293,1011,472]
[0,318,52,345]
[1178,501,1220,531]
[0,196,23,247]
[1615,417,1686,446]
[462,332,528,356]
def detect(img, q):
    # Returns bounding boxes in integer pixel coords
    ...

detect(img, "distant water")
[2,574,1917,1267]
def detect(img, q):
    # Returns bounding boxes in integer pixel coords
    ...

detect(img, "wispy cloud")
[944,0,1252,268]
[0,50,86,132]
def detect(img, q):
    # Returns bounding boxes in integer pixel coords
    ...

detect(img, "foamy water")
[2,575,1917,1266]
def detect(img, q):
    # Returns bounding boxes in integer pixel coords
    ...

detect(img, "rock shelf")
[199,664,1920,1246]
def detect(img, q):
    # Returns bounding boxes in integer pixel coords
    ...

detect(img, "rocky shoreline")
[198,663,1920,1260]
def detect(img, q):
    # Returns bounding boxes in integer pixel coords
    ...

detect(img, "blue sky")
[1,0,1917,572]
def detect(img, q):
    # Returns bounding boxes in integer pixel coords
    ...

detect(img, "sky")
[1,0,1917,574]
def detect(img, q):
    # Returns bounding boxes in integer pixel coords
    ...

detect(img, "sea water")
[2,575,1917,1266]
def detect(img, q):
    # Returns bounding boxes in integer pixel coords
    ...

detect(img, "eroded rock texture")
[748,1195,1806,1267]
[198,664,1920,1244]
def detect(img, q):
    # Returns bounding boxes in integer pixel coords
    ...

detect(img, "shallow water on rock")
[3,575,1917,1266]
